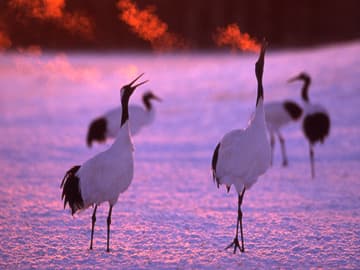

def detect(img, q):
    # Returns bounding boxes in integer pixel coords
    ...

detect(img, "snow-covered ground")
[0,41,359,269]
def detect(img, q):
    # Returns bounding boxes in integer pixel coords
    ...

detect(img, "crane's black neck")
[120,99,129,127]
[142,95,152,111]
[256,79,264,106]
[301,77,311,103]
[120,92,131,127]
[255,46,265,107]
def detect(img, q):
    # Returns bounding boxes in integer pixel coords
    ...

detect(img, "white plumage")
[265,101,295,131]
[61,73,148,252]
[215,101,270,191]
[104,105,151,137]
[264,99,303,166]
[288,72,330,178]
[211,42,271,253]
[86,91,161,147]
[79,124,134,207]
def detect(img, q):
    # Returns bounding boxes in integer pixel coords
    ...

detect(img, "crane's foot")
[225,237,244,254]
[282,160,288,167]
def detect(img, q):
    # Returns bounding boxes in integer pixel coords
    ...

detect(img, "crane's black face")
[120,85,135,100]
[144,91,162,102]
[120,73,148,101]
[288,72,310,83]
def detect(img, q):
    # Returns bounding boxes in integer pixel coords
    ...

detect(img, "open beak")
[133,80,149,89]
[129,73,149,89]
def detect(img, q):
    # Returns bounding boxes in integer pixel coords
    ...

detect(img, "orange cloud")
[8,0,94,40]
[0,31,12,51]
[9,0,63,19]
[214,24,260,53]
[117,0,187,51]
[62,12,94,39]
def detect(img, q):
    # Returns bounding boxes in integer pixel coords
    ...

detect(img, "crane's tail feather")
[211,143,221,188]
[60,165,84,215]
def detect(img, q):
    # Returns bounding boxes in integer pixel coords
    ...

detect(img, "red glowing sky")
[0,0,358,51]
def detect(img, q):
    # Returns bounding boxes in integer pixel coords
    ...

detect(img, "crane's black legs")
[226,187,246,254]
[238,188,246,252]
[89,204,114,252]
[278,133,288,167]
[270,133,275,166]
[90,205,97,250]
[106,205,113,252]
[310,145,315,178]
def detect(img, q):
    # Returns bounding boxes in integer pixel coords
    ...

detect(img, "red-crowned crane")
[288,72,330,178]
[61,73,148,252]
[86,91,161,147]
[211,42,271,254]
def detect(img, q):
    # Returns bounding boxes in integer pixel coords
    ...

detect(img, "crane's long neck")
[301,78,311,103]
[254,78,265,120]
[254,68,266,128]
[112,93,132,150]
[251,97,267,133]
[143,96,152,111]
[120,95,130,127]
[253,43,266,130]
[256,79,264,106]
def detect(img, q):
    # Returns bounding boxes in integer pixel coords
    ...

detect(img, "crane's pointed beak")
[126,73,148,94]
[132,79,149,89]
[257,39,267,65]
[287,75,301,83]
[152,94,162,102]
[129,73,145,87]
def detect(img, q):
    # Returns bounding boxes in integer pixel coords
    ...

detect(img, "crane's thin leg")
[226,187,246,254]
[270,133,275,166]
[238,188,246,252]
[278,133,288,167]
[310,144,315,178]
[106,205,113,252]
[90,205,97,250]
